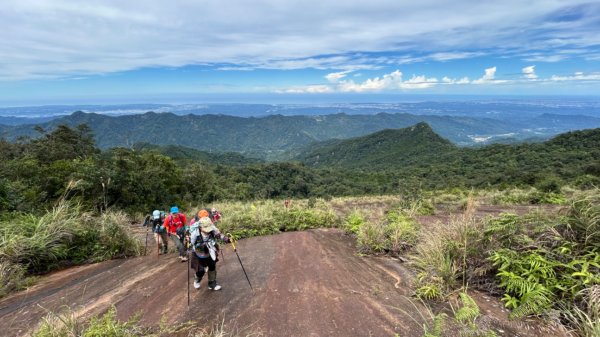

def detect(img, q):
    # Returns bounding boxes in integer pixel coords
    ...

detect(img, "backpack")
[194,231,219,261]
[168,213,184,227]
[152,217,164,233]
[169,214,186,236]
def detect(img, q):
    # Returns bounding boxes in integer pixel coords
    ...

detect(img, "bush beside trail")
[198,199,339,239]
[403,190,600,336]
[0,201,142,297]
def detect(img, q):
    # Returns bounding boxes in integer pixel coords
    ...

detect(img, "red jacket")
[163,213,187,235]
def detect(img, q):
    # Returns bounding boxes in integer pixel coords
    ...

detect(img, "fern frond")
[455,292,480,324]
[510,284,554,318]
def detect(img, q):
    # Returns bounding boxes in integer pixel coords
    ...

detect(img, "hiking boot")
[194,278,201,289]
[207,271,220,290]
[208,282,222,291]
[161,246,168,254]
[180,256,188,262]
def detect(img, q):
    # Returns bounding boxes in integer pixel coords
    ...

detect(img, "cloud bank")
[1,0,599,80]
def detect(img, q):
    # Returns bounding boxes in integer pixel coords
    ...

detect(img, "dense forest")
[1,122,599,213]
[3,111,600,161]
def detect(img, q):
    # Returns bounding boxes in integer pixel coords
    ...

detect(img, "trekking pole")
[144,223,149,256]
[186,238,190,307]
[227,234,253,291]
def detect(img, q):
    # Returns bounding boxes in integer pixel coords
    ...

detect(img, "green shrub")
[564,191,600,250]
[415,281,443,301]
[385,210,420,252]
[344,210,365,235]
[206,199,339,240]
[489,188,567,205]
[357,220,386,253]
[485,190,600,322]
[83,307,142,337]
[0,261,28,297]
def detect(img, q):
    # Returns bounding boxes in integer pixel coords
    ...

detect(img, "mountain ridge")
[1,110,600,160]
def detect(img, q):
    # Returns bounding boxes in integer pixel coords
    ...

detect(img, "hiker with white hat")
[151,210,168,254]
[189,216,230,290]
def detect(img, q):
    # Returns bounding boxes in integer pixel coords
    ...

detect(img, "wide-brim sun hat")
[199,217,216,232]
[152,210,160,219]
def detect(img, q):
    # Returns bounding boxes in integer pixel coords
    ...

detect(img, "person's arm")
[190,228,199,248]
[163,216,171,234]
[213,229,230,243]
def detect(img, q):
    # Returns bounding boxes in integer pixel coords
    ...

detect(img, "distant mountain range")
[1,110,600,160]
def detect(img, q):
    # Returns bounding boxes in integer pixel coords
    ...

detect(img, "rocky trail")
[0,205,569,337]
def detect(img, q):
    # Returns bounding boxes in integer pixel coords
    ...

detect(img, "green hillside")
[295,122,600,190]
[132,142,263,165]
[1,123,599,213]
[298,122,455,169]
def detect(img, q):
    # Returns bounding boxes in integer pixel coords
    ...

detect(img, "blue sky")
[1,0,600,105]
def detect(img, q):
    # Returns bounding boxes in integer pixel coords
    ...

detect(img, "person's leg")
[207,259,221,290]
[169,234,186,260]
[160,233,168,253]
[194,257,208,289]
[154,233,161,254]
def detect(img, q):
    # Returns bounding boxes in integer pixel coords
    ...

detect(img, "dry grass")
[410,197,485,295]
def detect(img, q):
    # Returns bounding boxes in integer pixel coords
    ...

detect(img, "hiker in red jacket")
[164,206,188,262]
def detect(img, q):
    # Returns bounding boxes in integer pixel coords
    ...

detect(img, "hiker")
[164,206,188,262]
[190,207,221,224]
[209,207,221,223]
[189,216,230,290]
[148,210,168,254]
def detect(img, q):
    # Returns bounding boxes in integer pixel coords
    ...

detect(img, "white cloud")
[472,66,509,84]
[325,71,351,83]
[285,70,473,93]
[428,51,485,61]
[337,70,431,92]
[522,65,538,79]
[483,67,496,80]
[550,72,600,81]
[442,76,470,84]
[281,85,333,94]
[523,54,567,62]
[0,0,597,80]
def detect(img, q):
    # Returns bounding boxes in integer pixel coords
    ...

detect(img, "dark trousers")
[191,254,216,279]
[191,253,221,288]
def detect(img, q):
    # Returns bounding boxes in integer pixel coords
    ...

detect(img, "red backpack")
[167,214,185,234]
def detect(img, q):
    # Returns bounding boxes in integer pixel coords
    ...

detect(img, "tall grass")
[486,187,567,205]
[32,306,261,337]
[194,198,339,239]
[410,198,485,298]
[343,202,421,255]
[0,201,142,297]
[562,286,600,337]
